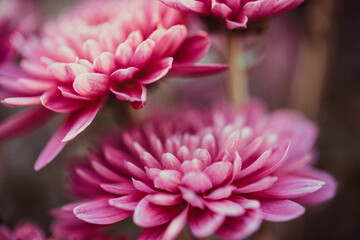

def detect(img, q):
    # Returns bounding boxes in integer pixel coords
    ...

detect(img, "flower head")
[0,0,37,63]
[0,0,227,170]
[0,221,46,240]
[159,0,304,29]
[62,100,337,240]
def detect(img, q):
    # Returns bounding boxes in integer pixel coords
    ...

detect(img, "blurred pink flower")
[0,0,38,63]
[0,0,227,170]
[0,221,46,240]
[62,100,336,240]
[159,0,304,29]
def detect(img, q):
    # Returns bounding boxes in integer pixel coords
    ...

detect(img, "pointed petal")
[182,172,212,193]
[189,208,225,238]
[74,198,132,224]
[204,161,233,187]
[0,107,53,141]
[174,32,210,63]
[133,197,184,227]
[110,82,147,109]
[62,100,103,142]
[235,176,278,194]
[216,209,262,240]
[73,73,109,97]
[204,200,245,217]
[41,89,84,113]
[137,57,173,84]
[255,176,325,199]
[1,96,41,107]
[260,199,305,222]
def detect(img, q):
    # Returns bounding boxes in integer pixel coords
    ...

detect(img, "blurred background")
[0,0,360,239]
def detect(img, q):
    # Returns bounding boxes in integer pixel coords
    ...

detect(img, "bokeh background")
[0,0,359,239]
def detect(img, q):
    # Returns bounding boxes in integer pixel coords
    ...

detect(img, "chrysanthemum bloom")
[0,0,227,170]
[0,0,37,63]
[0,221,46,240]
[159,0,304,29]
[61,100,336,240]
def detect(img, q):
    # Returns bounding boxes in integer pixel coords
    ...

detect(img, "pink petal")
[260,199,305,222]
[226,17,248,29]
[130,39,156,68]
[1,96,41,107]
[154,169,182,193]
[160,0,209,15]
[137,57,173,85]
[211,1,232,19]
[242,0,304,21]
[48,63,70,82]
[111,67,139,83]
[189,208,225,238]
[255,176,325,199]
[73,73,109,97]
[152,25,187,58]
[133,197,184,227]
[173,32,210,63]
[235,176,278,194]
[294,167,338,206]
[147,193,183,206]
[204,161,233,187]
[132,178,157,194]
[93,52,116,74]
[82,39,101,62]
[61,100,103,142]
[65,63,89,80]
[215,209,262,240]
[182,172,213,193]
[109,195,141,211]
[181,159,204,173]
[235,150,271,179]
[100,182,135,195]
[58,86,93,101]
[179,186,205,209]
[161,152,181,170]
[40,89,84,113]
[162,206,189,240]
[204,200,245,217]
[110,81,147,109]
[205,185,236,200]
[115,40,134,67]
[74,198,132,224]
[170,63,229,76]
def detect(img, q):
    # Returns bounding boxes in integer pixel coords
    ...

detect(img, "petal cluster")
[60,100,337,240]
[0,222,46,240]
[0,0,37,63]
[159,0,304,29]
[0,0,227,170]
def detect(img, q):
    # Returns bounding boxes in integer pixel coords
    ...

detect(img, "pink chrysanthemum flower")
[0,221,46,240]
[0,0,37,63]
[0,0,227,170]
[159,0,304,29]
[61,100,337,240]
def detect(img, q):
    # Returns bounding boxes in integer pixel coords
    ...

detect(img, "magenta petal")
[260,199,305,222]
[74,198,132,225]
[110,81,147,109]
[294,167,338,206]
[133,197,184,227]
[211,2,232,19]
[137,57,173,85]
[173,32,210,63]
[215,209,262,240]
[159,0,209,15]
[130,39,156,68]
[111,67,139,83]
[147,193,183,206]
[182,172,213,193]
[109,195,141,211]
[1,96,41,107]
[235,176,278,194]
[62,100,103,142]
[162,206,189,240]
[170,63,229,76]
[204,161,232,187]
[0,107,53,141]
[204,200,245,217]
[73,73,109,97]
[255,176,325,199]
[154,169,182,193]
[242,0,304,21]
[189,208,225,238]
[205,185,236,200]
[41,89,84,113]
[138,226,166,240]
